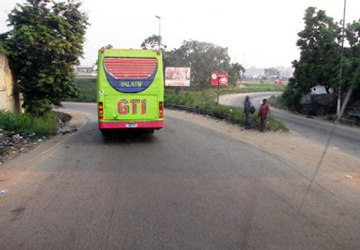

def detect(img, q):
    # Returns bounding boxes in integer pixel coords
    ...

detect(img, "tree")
[292,7,341,95]
[141,36,245,89]
[227,63,245,87]
[343,20,360,92]
[0,0,88,115]
[264,68,279,76]
[163,40,242,89]
[141,34,166,50]
[102,44,113,49]
[282,8,360,111]
[282,7,341,110]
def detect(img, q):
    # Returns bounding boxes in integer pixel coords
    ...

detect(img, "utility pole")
[337,0,346,116]
[155,15,161,49]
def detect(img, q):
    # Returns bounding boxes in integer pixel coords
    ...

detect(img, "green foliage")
[66,77,97,102]
[163,40,245,89]
[284,7,360,110]
[292,7,341,93]
[267,95,289,110]
[141,35,166,50]
[164,90,288,132]
[1,0,89,116]
[227,62,245,86]
[0,111,58,136]
[103,44,113,49]
[343,20,360,90]
[0,42,7,54]
[264,68,279,76]
[279,78,303,111]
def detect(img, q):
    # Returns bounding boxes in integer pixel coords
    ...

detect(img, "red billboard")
[211,72,228,86]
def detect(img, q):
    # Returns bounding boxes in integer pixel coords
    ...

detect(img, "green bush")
[267,95,290,110]
[66,77,97,102]
[0,111,58,136]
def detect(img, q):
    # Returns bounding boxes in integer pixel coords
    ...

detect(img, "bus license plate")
[126,123,138,128]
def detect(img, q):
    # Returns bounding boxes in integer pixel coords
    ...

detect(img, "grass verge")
[0,111,58,137]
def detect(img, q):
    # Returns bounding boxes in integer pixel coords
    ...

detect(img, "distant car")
[345,100,360,119]
[274,80,284,84]
[299,93,337,116]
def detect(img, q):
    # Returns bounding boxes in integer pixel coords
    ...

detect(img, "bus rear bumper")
[99,121,163,129]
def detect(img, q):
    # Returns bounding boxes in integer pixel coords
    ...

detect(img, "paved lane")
[0,103,359,249]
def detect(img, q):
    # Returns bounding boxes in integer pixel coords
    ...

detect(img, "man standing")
[243,96,252,129]
[258,99,270,132]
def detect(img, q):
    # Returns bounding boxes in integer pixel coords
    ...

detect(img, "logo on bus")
[118,99,147,115]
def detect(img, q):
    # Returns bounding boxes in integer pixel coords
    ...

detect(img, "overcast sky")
[1,0,359,68]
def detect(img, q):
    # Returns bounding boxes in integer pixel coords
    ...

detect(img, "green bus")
[97,49,164,135]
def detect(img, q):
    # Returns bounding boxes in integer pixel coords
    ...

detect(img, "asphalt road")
[222,92,360,158]
[0,103,359,249]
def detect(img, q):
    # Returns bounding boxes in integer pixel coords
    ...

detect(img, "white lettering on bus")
[120,82,142,88]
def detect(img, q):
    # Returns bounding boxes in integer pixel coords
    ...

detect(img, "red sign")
[211,72,228,86]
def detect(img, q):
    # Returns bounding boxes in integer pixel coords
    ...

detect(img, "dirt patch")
[166,109,360,188]
[0,111,75,164]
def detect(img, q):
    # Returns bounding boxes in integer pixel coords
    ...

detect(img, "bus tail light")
[99,102,104,119]
[159,102,164,119]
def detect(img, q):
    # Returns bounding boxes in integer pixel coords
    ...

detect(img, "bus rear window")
[103,58,158,93]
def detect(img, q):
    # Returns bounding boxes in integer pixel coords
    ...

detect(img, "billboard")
[165,67,191,86]
[211,72,229,86]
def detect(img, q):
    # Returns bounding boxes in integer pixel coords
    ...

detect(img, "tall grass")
[0,111,58,136]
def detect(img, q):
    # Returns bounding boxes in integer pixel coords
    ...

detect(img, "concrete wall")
[0,53,21,113]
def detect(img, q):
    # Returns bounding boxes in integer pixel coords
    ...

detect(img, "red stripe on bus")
[107,72,153,76]
[104,58,158,79]
[104,60,157,63]
[105,69,155,73]
[105,65,156,68]
[104,58,157,62]
[104,60,157,65]
[109,75,153,78]
[105,66,156,71]
[109,75,149,79]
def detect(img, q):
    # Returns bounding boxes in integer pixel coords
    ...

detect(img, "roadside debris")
[0,189,8,194]
[0,111,77,164]
[345,175,353,179]
[0,131,40,163]
[57,127,78,135]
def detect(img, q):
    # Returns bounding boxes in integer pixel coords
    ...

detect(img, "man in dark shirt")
[243,96,252,129]
[258,99,270,132]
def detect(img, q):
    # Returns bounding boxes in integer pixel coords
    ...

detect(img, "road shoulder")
[165,108,360,188]
[0,111,87,176]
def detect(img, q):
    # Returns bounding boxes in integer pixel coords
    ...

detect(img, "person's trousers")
[259,117,267,132]
[245,112,251,129]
